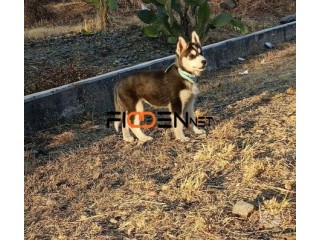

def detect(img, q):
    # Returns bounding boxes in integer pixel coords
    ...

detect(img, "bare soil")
[24,0,295,95]
[25,42,296,239]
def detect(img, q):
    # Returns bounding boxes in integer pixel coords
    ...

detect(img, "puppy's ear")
[191,31,201,45]
[176,36,187,56]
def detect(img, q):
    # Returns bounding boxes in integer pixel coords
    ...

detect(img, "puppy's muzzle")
[200,59,207,70]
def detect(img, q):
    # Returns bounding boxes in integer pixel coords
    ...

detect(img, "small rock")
[232,200,254,218]
[271,226,283,233]
[113,60,121,66]
[147,191,157,197]
[109,218,118,224]
[92,171,101,180]
[219,0,238,10]
[264,42,274,49]
[286,87,296,95]
[46,199,56,206]
[284,180,293,190]
[280,15,296,24]
[161,185,170,191]
[239,70,249,75]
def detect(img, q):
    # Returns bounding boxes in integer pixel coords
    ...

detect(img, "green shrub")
[137,0,248,43]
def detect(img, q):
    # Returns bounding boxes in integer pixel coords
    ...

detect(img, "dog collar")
[178,68,196,84]
[165,63,196,84]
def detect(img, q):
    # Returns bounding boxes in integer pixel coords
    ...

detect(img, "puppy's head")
[176,31,207,76]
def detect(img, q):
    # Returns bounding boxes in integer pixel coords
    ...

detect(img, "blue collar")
[165,63,196,84]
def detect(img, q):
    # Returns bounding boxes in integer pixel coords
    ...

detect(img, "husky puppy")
[113,31,207,142]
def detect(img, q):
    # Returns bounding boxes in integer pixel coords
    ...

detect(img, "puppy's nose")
[201,60,207,65]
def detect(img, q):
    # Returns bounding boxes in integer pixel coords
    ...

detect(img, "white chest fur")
[191,84,200,95]
[179,84,200,107]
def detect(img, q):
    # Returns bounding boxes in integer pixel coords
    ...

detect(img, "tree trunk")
[99,0,108,30]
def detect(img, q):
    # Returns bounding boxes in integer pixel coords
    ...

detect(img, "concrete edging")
[24,22,296,136]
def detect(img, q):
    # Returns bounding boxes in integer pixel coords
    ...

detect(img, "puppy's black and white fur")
[113,31,207,142]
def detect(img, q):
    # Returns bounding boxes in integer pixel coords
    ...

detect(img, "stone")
[46,199,56,206]
[109,218,118,224]
[92,171,101,180]
[147,191,157,197]
[219,0,238,10]
[264,42,274,49]
[271,227,283,233]
[286,87,296,95]
[161,185,170,191]
[232,200,254,218]
[113,59,121,66]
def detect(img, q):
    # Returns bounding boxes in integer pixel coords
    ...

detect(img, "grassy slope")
[25,43,296,239]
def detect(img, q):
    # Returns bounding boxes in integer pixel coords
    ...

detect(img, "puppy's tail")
[113,85,124,132]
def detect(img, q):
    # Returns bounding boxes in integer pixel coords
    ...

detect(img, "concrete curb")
[25,22,296,136]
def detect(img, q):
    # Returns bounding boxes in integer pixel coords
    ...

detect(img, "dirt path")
[25,42,296,239]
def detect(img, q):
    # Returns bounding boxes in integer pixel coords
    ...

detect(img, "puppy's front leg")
[172,113,190,142]
[185,99,206,135]
[171,100,190,142]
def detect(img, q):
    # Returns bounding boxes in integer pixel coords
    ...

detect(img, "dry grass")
[24,0,142,39]
[25,42,296,239]
[25,15,142,40]
[49,131,76,148]
[24,14,143,40]
[24,24,83,39]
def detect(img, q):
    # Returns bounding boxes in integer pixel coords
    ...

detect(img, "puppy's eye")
[189,54,195,58]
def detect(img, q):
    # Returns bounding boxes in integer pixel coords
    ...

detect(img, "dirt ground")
[25,42,296,239]
[24,0,295,95]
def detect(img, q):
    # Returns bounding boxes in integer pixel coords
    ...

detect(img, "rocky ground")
[24,25,175,95]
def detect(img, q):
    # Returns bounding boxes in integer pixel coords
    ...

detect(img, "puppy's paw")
[194,128,206,135]
[139,136,153,142]
[124,136,135,142]
[179,136,190,142]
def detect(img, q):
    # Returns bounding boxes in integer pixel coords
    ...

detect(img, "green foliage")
[137,0,247,43]
[137,10,158,24]
[108,0,118,11]
[210,12,233,28]
[230,19,248,34]
[143,25,159,37]
[195,2,211,37]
